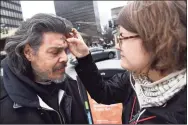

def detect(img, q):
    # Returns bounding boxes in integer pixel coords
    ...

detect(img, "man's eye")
[51,51,59,55]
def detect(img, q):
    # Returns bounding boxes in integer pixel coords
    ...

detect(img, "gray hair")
[4,13,73,73]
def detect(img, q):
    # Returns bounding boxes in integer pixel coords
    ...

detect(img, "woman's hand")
[66,28,89,58]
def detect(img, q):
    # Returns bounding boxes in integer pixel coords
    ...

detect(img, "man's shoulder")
[0,74,9,101]
[0,72,15,113]
[0,77,15,123]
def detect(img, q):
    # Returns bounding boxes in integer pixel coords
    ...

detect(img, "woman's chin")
[120,60,132,71]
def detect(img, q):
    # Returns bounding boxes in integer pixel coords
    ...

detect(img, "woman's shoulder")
[167,85,187,106]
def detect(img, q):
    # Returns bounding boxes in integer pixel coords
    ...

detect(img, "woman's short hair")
[117,1,187,74]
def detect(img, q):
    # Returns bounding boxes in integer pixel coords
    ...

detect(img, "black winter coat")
[0,58,88,124]
[75,54,187,124]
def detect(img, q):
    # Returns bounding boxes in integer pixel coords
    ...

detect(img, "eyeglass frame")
[116,33,139,48]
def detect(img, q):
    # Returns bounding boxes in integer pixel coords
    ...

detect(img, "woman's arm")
[75,53,132,104]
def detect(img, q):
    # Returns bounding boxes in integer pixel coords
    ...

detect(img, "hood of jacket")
[1,57,70,108]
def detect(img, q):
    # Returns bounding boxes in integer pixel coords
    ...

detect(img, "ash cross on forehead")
[60,36,68,44]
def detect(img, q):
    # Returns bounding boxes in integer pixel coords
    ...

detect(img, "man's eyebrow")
[47,46,65,51]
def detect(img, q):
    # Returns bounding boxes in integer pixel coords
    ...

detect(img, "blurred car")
[69,47,116,65]
[95,59,124,79]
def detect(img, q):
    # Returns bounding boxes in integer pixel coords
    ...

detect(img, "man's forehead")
[42,32,67,46]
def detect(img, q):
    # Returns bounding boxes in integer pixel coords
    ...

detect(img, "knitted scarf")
[130,69,186,109]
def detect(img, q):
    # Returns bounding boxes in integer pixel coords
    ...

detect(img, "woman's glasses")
[116,33,139,48]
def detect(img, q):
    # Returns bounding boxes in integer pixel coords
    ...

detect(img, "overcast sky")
[20,1,127,27]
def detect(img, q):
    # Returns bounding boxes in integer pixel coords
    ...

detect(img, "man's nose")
[58,50,68,63]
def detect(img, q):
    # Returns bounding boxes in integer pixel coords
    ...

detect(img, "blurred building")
[110,6,124,28]
[0,1,23,29]
[0,1,23,50]
[54,1,101,43]
[110,6,124,46]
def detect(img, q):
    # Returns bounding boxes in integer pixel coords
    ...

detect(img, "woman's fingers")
[66,37,85,45]
[66,29,89,58]
[72,28,83,40]
[66,37,79,43]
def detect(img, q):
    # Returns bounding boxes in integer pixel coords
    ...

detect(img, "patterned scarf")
[130,69,186,109]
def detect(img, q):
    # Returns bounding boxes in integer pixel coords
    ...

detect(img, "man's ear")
[24,44,34,61]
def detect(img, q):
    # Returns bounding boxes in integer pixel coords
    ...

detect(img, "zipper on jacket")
[41,107,65,124]
[129,110,141,123]
[58,107,66,124]
[128,95,146,124]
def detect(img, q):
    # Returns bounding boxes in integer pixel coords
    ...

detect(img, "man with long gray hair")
[0,13,88,124]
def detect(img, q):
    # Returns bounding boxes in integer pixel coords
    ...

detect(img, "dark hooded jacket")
[75,53,187,124]
[0,57,88,124]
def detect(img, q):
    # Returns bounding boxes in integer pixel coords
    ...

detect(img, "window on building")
[17,13,19,18]
[19,13,22,19]
[3,18,6,24]
[4,18,7,24]
[1,1,4,7]
[3,9,6,15]
[14,20,16,26]
[12,20,15,26]
[17,20,20,25]
[14,13,17,18]
[12,12,15,18]
[15,12,18,18]
[14,5,16,10]
[10,11,13,17]
[13,20,16,26]
[7,19,10,25]
[17,6,20,11]
[12,4,15,10]
[13,13,16,18]
[4,10,7,16]
[6,2,9,8]
[10,19,13,25]
[13,12,16,18]
[4,1,7,8]
[14,6,17,11]
[12,20,14,26]
[9,4,13,10]
[8,11,11,16]
[9,19,11,25]
[0,18,2,24]
[18,21,20,26]
[7,3,10,9]
[16,6,19,11]
[0,9,3,15]
[12,20,14,25]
